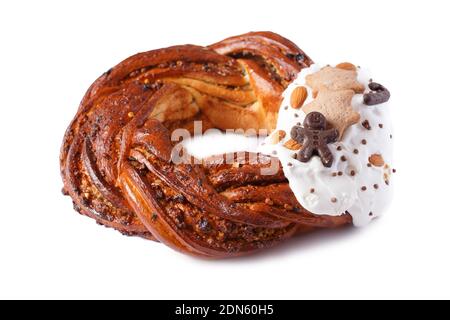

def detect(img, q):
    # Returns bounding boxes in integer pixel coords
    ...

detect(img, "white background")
[1,0,449,299]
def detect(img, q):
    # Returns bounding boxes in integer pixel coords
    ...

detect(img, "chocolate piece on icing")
[362,120,371,130]
[290,112,338,167]
[363,82,390,105]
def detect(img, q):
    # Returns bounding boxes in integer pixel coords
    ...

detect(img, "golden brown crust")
[60,32,350,258]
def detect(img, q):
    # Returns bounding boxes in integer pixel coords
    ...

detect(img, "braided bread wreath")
[60,32,352,258]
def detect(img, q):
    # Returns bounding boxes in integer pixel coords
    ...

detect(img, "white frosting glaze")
[259,64,394,226]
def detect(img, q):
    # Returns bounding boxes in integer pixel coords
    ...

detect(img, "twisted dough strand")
[61,32,350,258]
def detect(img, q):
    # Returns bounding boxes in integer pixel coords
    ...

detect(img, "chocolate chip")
[338,171,343,176]
[361,139,367,145]
[341,156,347,162]
[379,123,384,128]
[362,120,371,130]
[361,186,367,191]
[369,212,373,216]
[337,146,342,151]
[373,184,379,189]
[331,197,337,203]
[310,188,315,193]
[350,170,356,176]
[353,149,359,154]
[364,82,391,105]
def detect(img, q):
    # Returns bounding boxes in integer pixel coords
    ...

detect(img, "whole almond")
[270,130,286,144]
[336,62,357,71]
[369,154,385,167]
[290,86,308,109]
[283,139,301,150]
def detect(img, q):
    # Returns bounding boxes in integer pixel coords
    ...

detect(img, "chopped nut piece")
[270,130,286,144]
[369,154,385,167]
[283,139,301,150]
[336,62,357,71]
[290,86,308,109]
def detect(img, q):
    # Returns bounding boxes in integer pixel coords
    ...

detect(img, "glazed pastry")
[60,32,393,258]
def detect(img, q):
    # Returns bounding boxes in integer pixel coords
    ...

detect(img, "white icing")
[259,64,394,226]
